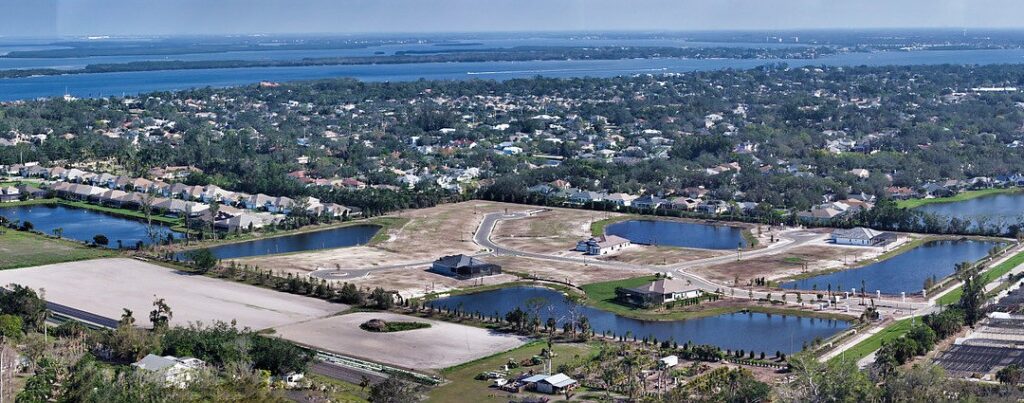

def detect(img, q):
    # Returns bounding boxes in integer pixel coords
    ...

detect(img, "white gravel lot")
[272,311,528,370]
[0,258,344,330]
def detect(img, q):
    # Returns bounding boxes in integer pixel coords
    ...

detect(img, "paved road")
[310,361,386,385]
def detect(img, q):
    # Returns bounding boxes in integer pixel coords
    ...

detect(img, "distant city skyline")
[3,0,1024,38]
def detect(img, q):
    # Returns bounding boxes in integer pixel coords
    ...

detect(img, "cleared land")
[0,230,115,270]
[487,255,648,285]
[272,312,528,371]
[491,207,622,255]
[0,258,343,330]
[598,245,726,266]
[693,240,894,285]
[344,265,519,297]
[234,200,533,277]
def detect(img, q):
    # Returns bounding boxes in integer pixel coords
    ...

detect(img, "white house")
[576,235,631,255]
[132,354,205,388]
[534,373,577,394]
[831,227,893,246]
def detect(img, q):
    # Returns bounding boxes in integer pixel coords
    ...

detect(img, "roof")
[832,227,883,240]
[433,254,493,269]
[540,373,576,388]
[625,279,701,296]
[521,374,548,383]
[132,354,179,372]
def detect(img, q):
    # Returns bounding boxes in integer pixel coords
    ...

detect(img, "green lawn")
[896,187,1021,209]
[829,318,913,364]
[0,229,115,270]
[431,341,598,403]
[57,199,182,226]
[589,215,632,236]
[938,250,1024,305]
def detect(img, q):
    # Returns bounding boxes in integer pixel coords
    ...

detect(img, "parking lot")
[0,258,345,330]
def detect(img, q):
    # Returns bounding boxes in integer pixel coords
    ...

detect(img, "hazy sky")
[3,0,1024,37]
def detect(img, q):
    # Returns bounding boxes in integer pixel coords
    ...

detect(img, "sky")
[2,0,1024,37]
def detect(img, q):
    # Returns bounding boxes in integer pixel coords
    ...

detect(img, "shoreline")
[896,186,1024,209]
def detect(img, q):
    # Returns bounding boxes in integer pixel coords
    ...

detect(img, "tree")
[369,287,393,309]
[92,234,109,246]
[0,285,46,331]
[780,353,876,402]
[368,377,421,403]
[957,268,986,326]
[0,315,22,339]
[189,248,218,273]
[998,364,1023,385]
[149,298,173,331]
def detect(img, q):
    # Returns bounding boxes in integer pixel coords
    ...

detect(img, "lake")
[197,224,379,260]
[0,204,178,248]
[605,219,746,250]
[5,47,1024,101]
[782,239,1003,295]
[915,192,1024,231]
[428,286,849,354]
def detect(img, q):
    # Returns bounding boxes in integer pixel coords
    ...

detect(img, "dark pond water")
[428,286,849,354]
[782,239,1003,295]
[915,193,1024,231]
[0,204,178,248]
[6,47,1024,101]
[198,224,379,259]
[605,219,746,250]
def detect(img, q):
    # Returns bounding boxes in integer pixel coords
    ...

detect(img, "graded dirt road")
[0,258,344,330]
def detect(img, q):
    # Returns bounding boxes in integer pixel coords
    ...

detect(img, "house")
[576,235,631,255]
[831,227,895,246]
[531,373,578,395]
[568,190,605,204]
[659,355,679,368]
[848,168,870,179]
[696,200,729,215]
[632,195,667,210]
[132,354,205,388]
[0,186,19,202]
[670,197,700,211]
[797,207,844,222]
[615,278,704,308]
[430,254,502,279]
[214,212,279,232]
[604,193,638,207]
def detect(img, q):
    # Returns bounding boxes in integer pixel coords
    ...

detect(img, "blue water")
[782,239,1003,295]
[0,204,179,248]
[3,47,1024,101]
[429,286,849,353]
[198,224,379,259]
[605,220,746,250]
[915,193,1024,231]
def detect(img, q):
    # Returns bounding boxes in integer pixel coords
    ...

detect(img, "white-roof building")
[132,354,205,388]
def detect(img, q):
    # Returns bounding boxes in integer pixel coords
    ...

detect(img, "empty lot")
[0,258,344,330]
[272,312,528,370]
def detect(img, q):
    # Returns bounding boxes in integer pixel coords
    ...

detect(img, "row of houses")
[528,182,747,215]
[8,164,360,232]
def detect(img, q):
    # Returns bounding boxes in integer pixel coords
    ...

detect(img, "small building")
[575,235,631,255]
[534,373,578,394]
[615,278,704,308]
[430,254,501,279]
[831,227,895,246]
[659,355,679,368]
[132,354,205,388]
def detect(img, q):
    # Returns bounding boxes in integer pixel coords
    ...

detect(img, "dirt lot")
[488,255,648,286]
[491,207,622,255]
[693,243,884,285]
[345,266,519,297]
[234,200,534,277]
[598,245,727,266]
[0,258,343,330]
[272,312,528,370]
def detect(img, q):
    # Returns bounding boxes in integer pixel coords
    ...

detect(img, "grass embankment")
[57,199,182,226]
[828,318,913,364]
[432,341,598,403]
[590,215,632,236]
[938,250,1024,305]
[896,187,1022,209]
[0,230,115,270]
[580,276,851,321]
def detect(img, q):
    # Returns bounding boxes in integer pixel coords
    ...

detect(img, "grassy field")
[896,187,1022,209]
[305,373,369,403]
[431,341,598,403]
[0,229,115,270]
[829,318,913,364]
[938,250,1024,305]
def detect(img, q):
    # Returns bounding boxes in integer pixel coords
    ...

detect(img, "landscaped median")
[826,318,914,364]
[937,250,1024,305]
